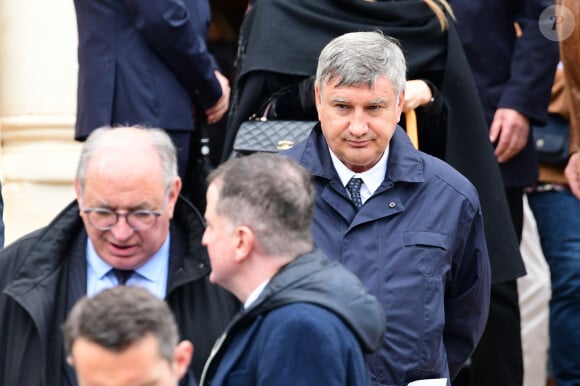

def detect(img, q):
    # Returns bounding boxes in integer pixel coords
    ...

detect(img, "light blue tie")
[346,177,363,210]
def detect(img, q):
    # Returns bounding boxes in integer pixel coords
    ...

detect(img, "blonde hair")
[422,0,455,31]
[361,0,455,31]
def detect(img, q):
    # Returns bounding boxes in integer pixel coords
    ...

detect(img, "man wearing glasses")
[0,126,240,386]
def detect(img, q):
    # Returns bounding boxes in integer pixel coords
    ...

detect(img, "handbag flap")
[233,120,316,154]
[532,114,569,164]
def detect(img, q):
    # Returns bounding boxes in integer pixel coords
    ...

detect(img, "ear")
[74,180,84,213]
[173,340,194,380]
[396,88,405,122]
[166,177,182,219]
[233,225,255,263]
[66,355,75,367]
[314,82,323,120]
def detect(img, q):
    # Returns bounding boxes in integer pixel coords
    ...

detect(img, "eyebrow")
[368,98,387,105]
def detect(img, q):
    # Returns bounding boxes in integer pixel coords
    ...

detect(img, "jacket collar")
[299,124,425,187]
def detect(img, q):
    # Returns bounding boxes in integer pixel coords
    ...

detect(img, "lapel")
[305,126,424,229]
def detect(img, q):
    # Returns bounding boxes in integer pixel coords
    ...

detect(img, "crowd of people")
[0,0,578,385]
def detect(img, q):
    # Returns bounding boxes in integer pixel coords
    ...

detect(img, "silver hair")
[64,286,179,363]
[207,153,315,258]
[316,30,407,98]
[75,126,178,190]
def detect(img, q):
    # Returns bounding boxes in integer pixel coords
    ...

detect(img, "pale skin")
[75,129,181,270]
[202,181,291,303]
[489,108,530,163]
[68,334,193,386]
[565,152,580,199]
[403,80,433,112]
[315,76,405,173]
[205,70,230,125]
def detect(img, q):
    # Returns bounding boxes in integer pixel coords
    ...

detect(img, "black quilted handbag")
[232,83,316,156]
[233,119,315,155]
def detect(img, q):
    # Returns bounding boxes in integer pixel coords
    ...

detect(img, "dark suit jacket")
[73,0,223,139]
[450,0,559,187]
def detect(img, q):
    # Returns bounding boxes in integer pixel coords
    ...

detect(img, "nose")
[201,228,208,246]
[348,109,368,137]
[109,215,134,241]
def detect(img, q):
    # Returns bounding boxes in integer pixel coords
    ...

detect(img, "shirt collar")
[86,233,171,283]
[329,146,389,195]
[244,279,270,309]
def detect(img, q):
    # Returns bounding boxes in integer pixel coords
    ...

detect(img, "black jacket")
[0,197,240,386]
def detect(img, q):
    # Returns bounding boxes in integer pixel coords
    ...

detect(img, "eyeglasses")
[82,191,169,231]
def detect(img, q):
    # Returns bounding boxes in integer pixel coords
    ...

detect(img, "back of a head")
[316,30,407,97]
[75,126,178,191]
[208,153,315,258]
[64,286,178,363]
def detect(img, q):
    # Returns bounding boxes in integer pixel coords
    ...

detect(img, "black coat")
[0,197,240,386]
[225,0,524,283]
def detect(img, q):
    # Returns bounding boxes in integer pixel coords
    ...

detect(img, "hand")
[205,70,230,124]
[565,152,580,199]
[489,108,530,163]
[403,80,433,112]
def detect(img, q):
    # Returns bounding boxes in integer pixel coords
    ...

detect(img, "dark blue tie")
[113,269,134,285]
[346,177,363,210]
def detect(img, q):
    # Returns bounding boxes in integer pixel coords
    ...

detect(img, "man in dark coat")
[0,126,240,386]
[449,1,559,385]
[199,153,385,386]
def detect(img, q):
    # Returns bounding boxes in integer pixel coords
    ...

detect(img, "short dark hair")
[207,153,315,257]
[64,286,178,363]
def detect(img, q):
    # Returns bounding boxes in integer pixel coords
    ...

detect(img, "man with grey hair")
[199,153,385,386]
[0,126,240,386]
[283,31,491,385]
[65,286,194,386]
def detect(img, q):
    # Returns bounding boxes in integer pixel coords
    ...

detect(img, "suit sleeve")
[122,0,222,109]
[443,207,491,379]
[498,0,559,125]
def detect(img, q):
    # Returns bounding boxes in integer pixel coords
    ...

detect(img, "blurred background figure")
[527,1,580,384]
[449,1,559,385]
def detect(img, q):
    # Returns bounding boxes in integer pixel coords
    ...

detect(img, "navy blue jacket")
[73,0,222,139]
[284,126,491,385]
[450,0,559,187]
[200,250,385,386]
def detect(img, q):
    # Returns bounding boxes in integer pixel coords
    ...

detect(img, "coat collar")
[298,124,425,187]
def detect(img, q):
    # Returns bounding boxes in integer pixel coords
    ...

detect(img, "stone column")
[0,0,81,245]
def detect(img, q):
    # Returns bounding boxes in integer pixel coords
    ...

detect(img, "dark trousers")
[455,187,524,386]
